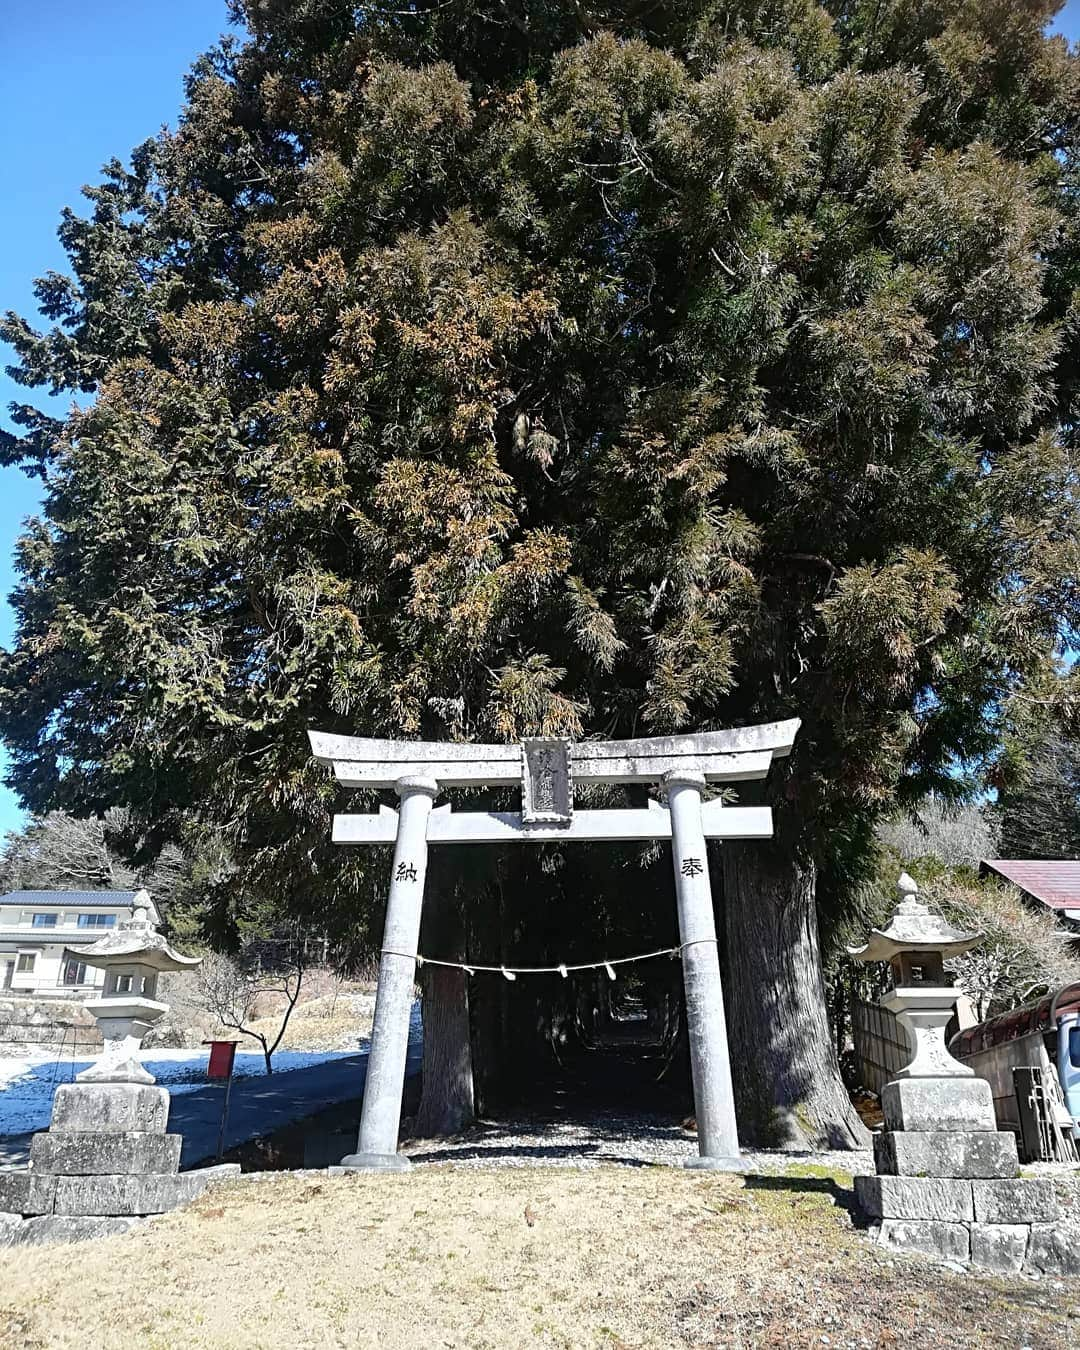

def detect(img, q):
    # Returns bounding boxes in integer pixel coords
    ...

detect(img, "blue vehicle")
[950,981,1080,1143]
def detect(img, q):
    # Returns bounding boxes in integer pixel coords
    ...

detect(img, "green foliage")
[0,1,1078,950]
[996,729,1080,859]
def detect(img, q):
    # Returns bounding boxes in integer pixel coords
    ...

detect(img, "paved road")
[0,1039,422,1170]
[0,1132,31,1168]
[176,1039,422,1167]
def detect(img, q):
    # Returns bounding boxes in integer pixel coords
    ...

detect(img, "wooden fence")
[851,999,912,1096]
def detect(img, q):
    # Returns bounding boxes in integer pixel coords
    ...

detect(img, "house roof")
[0,890,144,908]
[979,860,1080,913]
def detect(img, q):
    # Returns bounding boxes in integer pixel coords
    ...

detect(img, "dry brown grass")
[209,990,378,1055]
[0,1165,1075,1349]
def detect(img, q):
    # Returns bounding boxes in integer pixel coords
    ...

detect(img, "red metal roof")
[980,859,1080,911]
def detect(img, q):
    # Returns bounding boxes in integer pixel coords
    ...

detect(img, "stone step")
[874,1217,1080,1277]
[0,1171,56,1216]
[854,1173,1059,1225]
[1027,1221,1080,1276]
[30,1130,181,1177]
[874,1129,1018,1179]
[971,1223,1029,1274]
[50,1083,170,1135]
[2,1215,140,1247]
[876,1219,970,1262]
[0,1163,240,1218]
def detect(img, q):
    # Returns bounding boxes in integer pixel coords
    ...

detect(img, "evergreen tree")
[997,730,1080,859]
[2,0,1078,1144]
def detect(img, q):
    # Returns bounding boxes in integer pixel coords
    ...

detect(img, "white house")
[0,889,161,998]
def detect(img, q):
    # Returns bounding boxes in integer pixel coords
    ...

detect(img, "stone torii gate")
[310,719,800,1172]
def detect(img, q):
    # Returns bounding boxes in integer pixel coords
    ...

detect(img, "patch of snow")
[0,1047,358,1140]
[1,1001,420,1142]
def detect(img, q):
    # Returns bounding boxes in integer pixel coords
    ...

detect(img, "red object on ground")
[204,1040,238,1080]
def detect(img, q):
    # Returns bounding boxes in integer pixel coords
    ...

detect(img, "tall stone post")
[665,770,743,1170]
[340,775,438,1171]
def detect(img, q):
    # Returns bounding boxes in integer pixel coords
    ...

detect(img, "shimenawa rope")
[378,939,717,980]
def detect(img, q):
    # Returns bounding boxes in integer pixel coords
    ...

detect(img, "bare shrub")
[920,873,1080,1021]
[0,808,138,890]
[194,943,304,1074]
[877,797,999,869]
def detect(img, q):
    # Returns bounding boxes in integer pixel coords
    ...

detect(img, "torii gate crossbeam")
[310,720,799,1172]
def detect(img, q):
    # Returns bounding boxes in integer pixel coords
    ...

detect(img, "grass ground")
[1,1164,1075,1349]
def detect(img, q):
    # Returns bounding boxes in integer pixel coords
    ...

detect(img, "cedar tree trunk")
[415,889,475,1137]
[721,838,869,1149]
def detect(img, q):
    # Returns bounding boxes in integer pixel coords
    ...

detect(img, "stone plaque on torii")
[309,719,800,1172]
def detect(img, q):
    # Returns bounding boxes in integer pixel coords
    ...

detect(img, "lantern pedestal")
[77,996,169,1086]
[880,1076,997,1133]
[880,987,975,1081]
[0,1076,239,1246]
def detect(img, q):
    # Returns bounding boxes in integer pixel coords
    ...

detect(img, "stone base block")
[874,1130,1018,1179]
[972,1178,1059,1224]
[855,1175,973,1222]
[881,1078,996,1133]
[50,1083,170,1135]
[1027,1221,1080,1277]
[0,1211,22,1247]
[683,1155,748,1173]
[876,1219,970,1262]
[0,1171,57,1216]
[17,1215,139,1246]
[333,1151,411,1173]
[971,1223,1029,1274]
[52,1164,240,1217]
[30,1130,181,1177]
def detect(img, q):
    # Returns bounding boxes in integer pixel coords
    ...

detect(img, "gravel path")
[402,1110,876,1174]
[403,1110,1080,1205]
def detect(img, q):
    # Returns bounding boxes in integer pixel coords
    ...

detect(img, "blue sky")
[0,2,1078,837]
[0,1,234,831]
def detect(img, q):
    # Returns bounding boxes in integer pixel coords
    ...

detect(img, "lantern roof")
[846,873,981,964]
[66,892,201,973]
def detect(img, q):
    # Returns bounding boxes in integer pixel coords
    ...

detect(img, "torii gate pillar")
[665,770,742,1168]
[340,776,438,1170]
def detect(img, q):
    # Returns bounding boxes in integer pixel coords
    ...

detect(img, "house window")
[15,952,36,973]
[31,913,58,928]
[61,960,87,986]
[77,914,116,929]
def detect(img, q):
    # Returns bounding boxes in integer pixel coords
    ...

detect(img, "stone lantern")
[847,872,980,1080]
[849,872,1063,1274]
[65,891,201,1086]
[0,894,238,1245]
